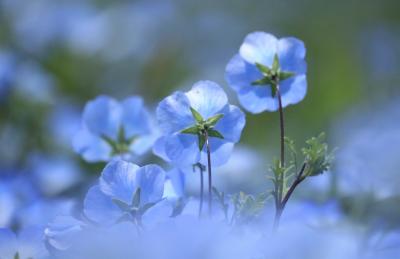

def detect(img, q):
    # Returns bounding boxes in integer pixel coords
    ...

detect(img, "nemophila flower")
[73,95,157,163]
[155,80,245,167]
[225,32,307,113]
[83,160,171,227]
[0,227,48,259]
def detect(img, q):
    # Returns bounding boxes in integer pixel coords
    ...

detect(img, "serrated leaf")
[190,107,204,123]
[112,198,131,211]
[255,62,271,75]
[132,188,141,208]
[181,125,199,135]
[205,113,224,127]
[198,134,206,151]
[207,129,224,139]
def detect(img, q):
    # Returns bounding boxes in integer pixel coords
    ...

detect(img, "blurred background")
[0,0,400,243]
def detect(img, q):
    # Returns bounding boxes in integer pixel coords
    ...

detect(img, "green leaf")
[198,134,206,151]
[132,188,141,208]
[205,113,224,127]
[301,133,334,177]
[181,125,199,135]
[255,62,271,75]
[112,198,131,211]
[190,107,204,123]
[272,54,280,72]
[207,129,224,139]
[279,71,295,81]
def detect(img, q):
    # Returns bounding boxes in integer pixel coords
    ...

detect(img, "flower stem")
[273,85,285,231]
[204,131,212,217]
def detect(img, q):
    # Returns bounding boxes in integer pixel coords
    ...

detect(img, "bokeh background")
[1,0,400,243]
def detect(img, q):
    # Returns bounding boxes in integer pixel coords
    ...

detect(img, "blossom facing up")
[83,160,170,227]
[225,32,307,113]
[73,95,157,162]
[155,80,246,167]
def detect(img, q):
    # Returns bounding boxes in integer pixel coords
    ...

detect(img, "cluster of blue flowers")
[1,31,398,259]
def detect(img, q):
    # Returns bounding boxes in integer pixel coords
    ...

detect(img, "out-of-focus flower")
[225,31,307,113]
[0,227,48,259]
[83,160,170,226]
[334,98,400,199]
[155,81,245,167]
[73,95,157,163]
[0,51,17,100]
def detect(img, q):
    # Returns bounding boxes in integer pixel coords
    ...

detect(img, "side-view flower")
[73,95,157,162]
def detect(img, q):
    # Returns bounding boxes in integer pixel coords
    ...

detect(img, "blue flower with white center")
[73,95,157,163]
[155,80,246,167]
[83,160,171,227]
[0,227,48,259]
[225,32,307,113]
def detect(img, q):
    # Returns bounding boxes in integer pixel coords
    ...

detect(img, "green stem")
[198,164,204,217]
[205,131,212,217]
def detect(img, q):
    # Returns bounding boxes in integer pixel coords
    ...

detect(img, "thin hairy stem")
[205,131,212,216]
[198,164,204,217]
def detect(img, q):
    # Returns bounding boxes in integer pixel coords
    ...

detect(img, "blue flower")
[0,227,48,259]
[73,95,157,162]
[83,160,171,226]
[225,32,307,113]
[155,81,245,167]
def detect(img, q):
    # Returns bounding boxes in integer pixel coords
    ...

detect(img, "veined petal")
[185,81,228,119]
[121,96,152,138]
[99,160,140,204]
[200,138,234,167]
[82,95,122,140]
[239,32,278,65]
[214,105,245,143]
[280,75,307,107]
[164,134,201,167]
[157,91,194,134]
[237,84,279,113]
[278,37,307,74]
[152,136,170,162]
[0,228,17,259]
[83,185,122,225]
[135,164,166,206]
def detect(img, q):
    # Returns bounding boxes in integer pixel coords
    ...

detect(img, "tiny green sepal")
[132,188,141,208]
[272,54,280,72]
[205,113,224,127]
[190,107,204,123]
[181,126,199,135]
[251,77,274,86]
[255,62,271,75]
[279,71,295,81]
[207,129,224,139]
[198,134,206,151]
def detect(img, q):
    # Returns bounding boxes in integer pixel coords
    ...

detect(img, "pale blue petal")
[45,215,84,251]
[99,160,140,204]
[72,128,112,162]
[164,134,201,167]
[214,105,245,143]
[200,138,234,167]
[165,168,185,198]
[82,95,122,140]
[152,136,170,162]
[225,54,262,92]
[129,133,158,156]
[141,200,173,228]
[157,91,194,134]
[136,164,166,206]
[237,84,279,113]
[280,75,307,107]
[185,81,228,119]
[278,37,307,74]
[0,228,17,259]
[239,31,278,65]
[83,185,122,225]
[121,96,151,138]
[18,227,48,259]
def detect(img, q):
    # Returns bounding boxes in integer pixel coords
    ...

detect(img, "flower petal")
[99,160,140,204]
[214,105,245,143]
[135,164,166,206]
[225,54,263,92]
[200,138,234,167]
[83,185,122,225]
[280,75,307,107]
[157,91,194,134]
[82,95,122,140]
[18,227,48,259]
[0,228,17,259]
[152,136,170,162]
[164,134,201,167]
[239,32,278,65]
[237,84,279,113]
[278,37,307,74]
[73,128,112,162]
[185,81,228,119]
[121,96,151,138]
